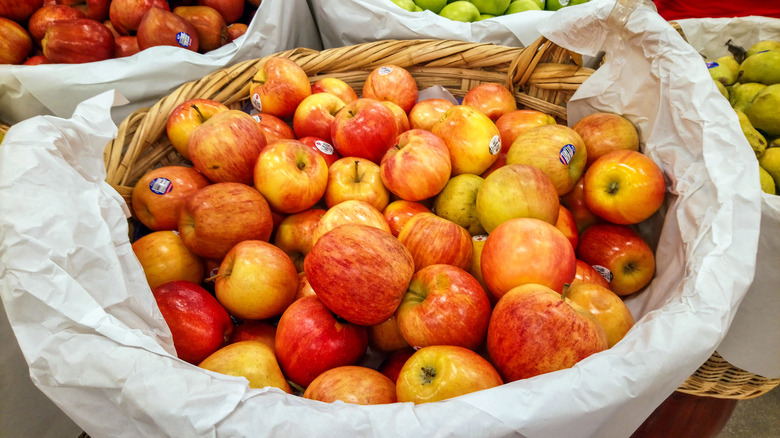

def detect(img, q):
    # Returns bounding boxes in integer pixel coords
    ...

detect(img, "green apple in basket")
[438,1,481,21]
[413,0,448,13]
[546,0,589,11]
[506,0,544,14]
[391,0,425,12]
[468,0,511,16]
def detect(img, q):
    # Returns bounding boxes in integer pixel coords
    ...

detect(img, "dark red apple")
[114,34,140,57]
[27,4,86,48]
[197,0,243,24]
[0,16,32,64]
[173,5,227,53]
[137,6,199,52]
[42,18,115,63]
[56,0,110,21]
[109,0,170,35]
[0,0,43,23]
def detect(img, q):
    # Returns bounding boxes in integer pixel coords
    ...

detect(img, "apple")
[382,100,411,135]
[253,139,329,214]
[475,163,560,234]
[575,223,655,296]
[430,104,501,176]
[572,258,611,289]
[330,98,399,164]
[304,224,415,326]
[310,77,358,104]
[292,92,346,143]
[432,173,485,236]
[468,234,490,300]
[229,320,276,351]
[178,182,274,260]
[378,347,416,383]
[380,129,451,202]
[42,18,115,63]
[152,280,233,364]
[565,282,635,348]
[27,5,86,48]
[166,98,229,160]
[396,264,491,350]
[480,151,506,178]
[303,366,397,405]
[0,17,32,65]
[114,34,140,57]
[0,0,43,22]
[22,54,50,65]
[197,0,243,24]
[397,212,473,272]
[480,217,576,300]
[487,282,608,382]
[173,5,227,53]
[560,175,602,233]
[132,230,205,289]
[225,21,246,41]
[408,98,454,131]
[109,0,170,35]
[362,64,419,114]
[295,271,317,301]
[469,0,510,15]
[437,1,481,22]
[324,156,390,211]
[495,109,557,153]
[131,165,211,231]
[310,199,391,246]
[214,240,297,320]
[383,199,430,237]
[506,124,587,196]
[505,0,543,13]
[250,112,295,144]
[545,0,590,12]
[412,0,447,13]
[583,149,666,225]
[298,136,341,167]
[56,0,110,22]
[555,204,579,251]
[249,56,311,120]
[137,7,199,52]
[275,295,368,388]
[198,340,292,392]
[188,109,267,185]
[272,207,326,272]
[396,345,503,403]
[390,0,419,12]
[462,82,517,122]
[572,112,640,169]
[367,314,410,353]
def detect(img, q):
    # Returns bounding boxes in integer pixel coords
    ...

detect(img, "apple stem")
[420,366,436,384]
[354,160,361,183]
[607,181,619,195]
[561,283,571,299]
[192,104,205,122]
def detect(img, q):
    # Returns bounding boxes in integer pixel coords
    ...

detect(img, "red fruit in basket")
[0,0,43,23]
[137,7,199,52]
[198,340,291,392]
[229,319,276,351]
[462,82,518,122]
[565,282,635,348]
[555,204,579,250]
[383,199,430,238]
[397,212,473,272]
[132,230,205,289]
[23,54,50,65]
[311,77,358,105]
[330,98,399,164]
[293,92,346,143]
[197,0,243,24]
[303,365,398,405]
[362,64,419,114]
[27,5,86,48]
[304,224,415,326]
[298,136,341,167]
[173,5,227,53]
[114,35,140,57]
[109,0,170,35]
[377,347,416,383]
[380,128,451,202]
[382,100,411,135]
[495,109,557,153]
[431,104,501,176]
[152,280,234,365]
[0,17,32,65]
[249,56,311,120]
[251,112,295,144]
[571,258,611,289]
[272,207,326,273]
[324,156,390,212]
[572,112,640,169]
[560,175,603,234]
[408,98,454,131]
[56,0,110,22]
[310,199,391,247]
[166,98,229,160]
[226,22,246,42]
[275,295,368,388]
[131,165,211,231]
[367,314,409,353]
[42,18,115,64]
[487,283,608,382]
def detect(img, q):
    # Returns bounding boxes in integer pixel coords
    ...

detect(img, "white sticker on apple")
[315,140,335,155]
[489,135,501,155]
[378,66,393,76]
[559,144,575,165]
[252,115,262,123]
[176,32,193,48]
[592,264,614,283]
[473,234,488,242]
[149,177,172,195]
[251,93,262,112]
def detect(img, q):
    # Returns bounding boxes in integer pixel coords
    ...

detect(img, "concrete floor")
[717,385,780,437]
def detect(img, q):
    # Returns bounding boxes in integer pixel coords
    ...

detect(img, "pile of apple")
[389,0,590,22]
[129,57,666,404]
[0,0,258,65]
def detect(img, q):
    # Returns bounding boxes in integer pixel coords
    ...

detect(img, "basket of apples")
[0,2,763,436]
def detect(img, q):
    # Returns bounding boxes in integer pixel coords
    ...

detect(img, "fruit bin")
[0,1,764,437]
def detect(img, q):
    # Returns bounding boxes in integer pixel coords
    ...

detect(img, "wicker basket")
[102,37,777,402]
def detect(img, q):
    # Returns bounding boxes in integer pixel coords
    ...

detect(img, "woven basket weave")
[102,37,777,402]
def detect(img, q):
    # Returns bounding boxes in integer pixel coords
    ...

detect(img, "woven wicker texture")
[678,351,780,400]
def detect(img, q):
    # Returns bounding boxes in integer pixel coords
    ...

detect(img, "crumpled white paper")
[673,15,780,379]
[0,1,764,437]
[309,0,555,49]
[0,0,322,126]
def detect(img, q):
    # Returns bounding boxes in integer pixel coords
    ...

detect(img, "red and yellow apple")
[572,112,640,169]
[362,64,419,114]
[565,282,635,348]
[303,366,397,405]
[166,98,229,160]
[173,5,228,53]
[132,230,205,289]
[383,199,430,237]
[250,112,295,144]
[292,92,346,143]
[330,97,399,164]
[461,82,517,121]
[131,165,210,231]
[272,207,326,272]
[495,109,557,153]
[431,105,501,176]
[324,156,390,211]
[198,340,291,392]
[310,76,358,104]
[249,56,311,120]
[380,128,451,202]
[397,212,473,272]
[310,199,391,246]
[408,98,454,131]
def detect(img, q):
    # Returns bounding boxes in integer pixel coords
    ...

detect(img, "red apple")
[114,34,140,57]
[311,77,358,104]
[152,280,233,364]
[396,264,491,350]
[137,7,199,52]
[294,271,317,301]
[250,112,295,144]
[583,149,666,225]
[495,109,557,153]
[480,217,576,300]
[166,98,229,160]
[380,128,451,202]
[249,56,311,120]
[27,5,86,48]
[225,21,246,41]
[560,175,603,234]
[303,366,397,405]
[431,104,501,176]
[462,82,517,122]
[310,199,391,246]
[304,224,415,326]
[0,17,32,65]
[330,98,399,164]
[395,345,503,404]
[367,314,410,353]
[272,207,326,272]
[132,230,205,289]
[198,340,291,392]
[0,0,43,23]
[275,295,368,387]
[173,5,227,53]
[215,239,298,320]
[178,182,274,260]
[487,283,608,382]
[572,258,611,289]
[229,320,276,351]
[408,98,454,131]
[324,156,390,211]
[362,64,418,113]
[109,0,170,35]
[292,92,345,143]
[197,0,242,24]
[383,199,430,237]
[555,204,579,251]
[56,0,110,21]
[378,347,416,383]
[298,136,341,167]
[22,54,50,65]
[572,112,640,169]
[397,212,473,272]
[188,109,267,185]
[382,100,411,135]
[575,223,655,296]
[565,282,635,348]
[131,165,210,231]
[41,18,115,63]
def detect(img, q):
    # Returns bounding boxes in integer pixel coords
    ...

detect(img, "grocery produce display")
[389,0,588,20]
[0,0,258,65]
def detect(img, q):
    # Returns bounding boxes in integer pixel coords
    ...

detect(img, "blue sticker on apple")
[559,144,575,165]
[176,32,193,48]
[149,177,173,195]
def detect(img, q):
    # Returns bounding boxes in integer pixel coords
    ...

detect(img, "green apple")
[506,0,543,14]
[414,0,448,13]
[439,1,482,21]
[432,174,486,236]
[546,0,588,11]
[469,0,510,15]
[477,13,496,20]
[391,0,420,12]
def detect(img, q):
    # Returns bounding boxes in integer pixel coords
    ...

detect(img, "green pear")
[759,165,776,195]
[715,80,729,99]
[432,173,486,236]
[745,84,780,137]
[746,40,780,58]
[738,50,780,85]
[728,82,767,112]
[735,109,768,157]
[758,148,780,194]
[706,57,737,86]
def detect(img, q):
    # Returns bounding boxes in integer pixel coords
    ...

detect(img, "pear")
[759,165,776,195]
[715,80,729,99]
[758,148,780,194]
[735,109,768,157]
[706,56,737,86]
[738,50,780,85]
[769,137,780,149]
[729,82,767,112]
[746,84,780,137]
[746,40,780,58]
